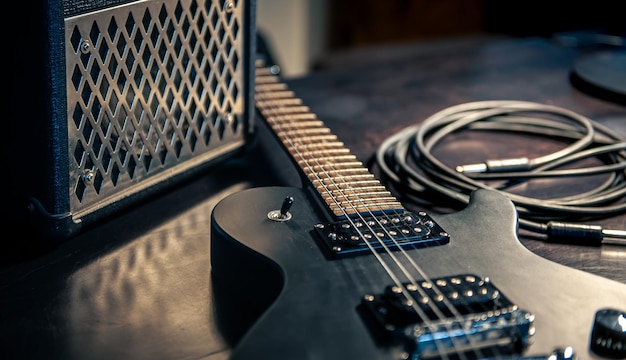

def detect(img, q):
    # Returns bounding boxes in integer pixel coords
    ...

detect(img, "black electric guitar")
[210,61,626,360]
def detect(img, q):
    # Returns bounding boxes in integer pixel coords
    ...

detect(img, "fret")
[327,200,401,212]
[298,155,357,165]
[279,129,332,139]
[305,167,370,176]
[254,58,266,67]
[256,90,296,100]
[291,150,353,162]
[322,192,397,202]
[302,165,364,174]
[286,142,346,152]
[255,74,278,82]
[255,75,280,84]
[254,88,292,103]
[256,83,288,92]
[330,200,402,209]
[255,68,273,75]
[259,105,311,115]
[255,71,267,78]
[315,180,382,191]
[286,135,338,144]
[291,148,351,157]
[255,65,403,217]
[256,98,303,107]
[273,120,326,130]
[289,140,345,147]
[325,186,390,194]
[258,97,294,104]
[311,174,377,184]
[308,174,372,184]
[255,68,279,77]
[329,203,403,217]
[306,162,365,170]
[267,113,318,122]
[289,148,350,159]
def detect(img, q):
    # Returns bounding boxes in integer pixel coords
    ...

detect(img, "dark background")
[326,0,625,50]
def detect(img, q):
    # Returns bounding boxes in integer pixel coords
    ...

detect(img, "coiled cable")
[375,100,626,246]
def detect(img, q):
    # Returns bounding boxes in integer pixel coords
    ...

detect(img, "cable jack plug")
[546,221,626,246]
[456,157,530,173]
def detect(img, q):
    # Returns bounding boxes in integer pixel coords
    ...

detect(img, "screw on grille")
[80,40,91,54]
[83,169,95,184]
[224,1,235,12]
[225,113,234,125]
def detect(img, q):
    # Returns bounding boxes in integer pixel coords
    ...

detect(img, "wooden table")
[1,35,625,360]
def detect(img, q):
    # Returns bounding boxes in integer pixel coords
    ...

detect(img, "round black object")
[590,308,626,359]
[571,50,626,105]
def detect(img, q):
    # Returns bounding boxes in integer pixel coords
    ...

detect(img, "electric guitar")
[210,60,626,359]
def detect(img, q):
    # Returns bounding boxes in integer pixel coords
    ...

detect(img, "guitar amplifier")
[7,0,256,241]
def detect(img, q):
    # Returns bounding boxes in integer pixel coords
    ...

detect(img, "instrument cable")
[375,100,626,246]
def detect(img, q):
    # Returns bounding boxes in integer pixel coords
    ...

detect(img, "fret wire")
[255,74,400,214]
[289,144,347,152]
[275,120,327,129]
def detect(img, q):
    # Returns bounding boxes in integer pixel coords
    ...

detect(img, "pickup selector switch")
[268,196,294,222]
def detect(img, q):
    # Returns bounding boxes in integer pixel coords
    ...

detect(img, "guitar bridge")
[361,274,536,359]
[314,211,450,258]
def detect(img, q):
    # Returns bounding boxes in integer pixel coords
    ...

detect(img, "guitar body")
[211,186,626,360]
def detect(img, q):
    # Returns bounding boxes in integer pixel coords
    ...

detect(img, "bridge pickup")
[361,274,536,359]
[314,211,450,258]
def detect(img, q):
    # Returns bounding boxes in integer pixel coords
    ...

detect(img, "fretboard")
[254,61,403,218]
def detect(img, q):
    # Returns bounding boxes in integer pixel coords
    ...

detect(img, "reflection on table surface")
[2,35,626,360]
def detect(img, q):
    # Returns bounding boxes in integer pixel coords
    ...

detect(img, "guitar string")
[253,67,495,360]
[254,64,504,359]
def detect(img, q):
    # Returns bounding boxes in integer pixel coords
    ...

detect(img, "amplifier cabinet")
[8,0,256,241]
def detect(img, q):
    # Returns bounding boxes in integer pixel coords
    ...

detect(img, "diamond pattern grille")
[65,0,247,216]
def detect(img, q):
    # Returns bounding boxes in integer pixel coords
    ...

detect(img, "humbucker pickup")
[314,211,450,257]
[360,274,536,359]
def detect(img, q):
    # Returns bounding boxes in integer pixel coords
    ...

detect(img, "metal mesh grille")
[65,0,247,217]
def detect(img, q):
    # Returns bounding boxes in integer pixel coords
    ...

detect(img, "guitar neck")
[254,62,403,218]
